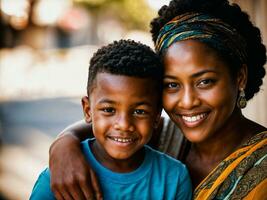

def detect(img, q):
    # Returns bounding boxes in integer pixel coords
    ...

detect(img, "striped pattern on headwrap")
[155,12,247,64]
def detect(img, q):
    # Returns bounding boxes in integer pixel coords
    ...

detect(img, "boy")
[30,40,192,199]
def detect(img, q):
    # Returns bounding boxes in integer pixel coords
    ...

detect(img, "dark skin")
[185,111,266,188]
[49,119,163,200]
[82,74,161,173]
[50,115,266,198]
[49,123,102,200]
[49,40,267,199]
[49,116,266,199]
[161,40,267,188]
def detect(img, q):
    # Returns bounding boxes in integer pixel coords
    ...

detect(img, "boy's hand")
[49,135,102,200]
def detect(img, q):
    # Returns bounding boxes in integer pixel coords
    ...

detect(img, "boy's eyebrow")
[98,99,154,107]
[98,99,115,104]
[135,101,154,107]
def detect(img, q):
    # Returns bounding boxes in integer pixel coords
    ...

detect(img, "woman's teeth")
[182,113,207,122]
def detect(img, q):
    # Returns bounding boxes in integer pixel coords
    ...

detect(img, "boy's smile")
[82,72,161,172]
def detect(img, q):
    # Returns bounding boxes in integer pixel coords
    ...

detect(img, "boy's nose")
[113,114,135,132]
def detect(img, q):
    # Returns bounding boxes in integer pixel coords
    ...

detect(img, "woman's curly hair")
[150,0,266,100]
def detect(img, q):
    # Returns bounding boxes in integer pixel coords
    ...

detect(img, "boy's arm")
[49,120,102,200]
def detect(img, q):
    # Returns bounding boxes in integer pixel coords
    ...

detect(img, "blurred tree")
[73,0,154,30]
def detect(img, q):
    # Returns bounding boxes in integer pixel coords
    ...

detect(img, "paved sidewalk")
[0,97,83,200]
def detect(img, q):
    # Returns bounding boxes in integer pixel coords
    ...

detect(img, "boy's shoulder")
[80,138,188,179]
[144,145,187,172]
[144,145,191,192]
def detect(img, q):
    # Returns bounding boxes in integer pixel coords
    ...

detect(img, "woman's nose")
[178,87,200,109]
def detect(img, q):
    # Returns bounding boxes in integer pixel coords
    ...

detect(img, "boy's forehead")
[90,72,159,97]
[94,72,157,87]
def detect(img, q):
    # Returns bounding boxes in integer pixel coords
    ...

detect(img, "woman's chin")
[181,128,210,143]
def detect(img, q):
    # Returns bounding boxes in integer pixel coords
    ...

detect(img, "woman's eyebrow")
[163,75,177,79]
[191,69,218,78]
[164,69,217,79]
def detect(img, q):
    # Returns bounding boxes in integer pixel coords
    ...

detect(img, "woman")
[49,0,267,199]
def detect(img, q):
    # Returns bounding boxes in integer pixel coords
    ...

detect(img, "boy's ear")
[81,96,91,123]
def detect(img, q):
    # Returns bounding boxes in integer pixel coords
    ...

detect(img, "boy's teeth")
[112,137,133,143]
[182,113,206,122]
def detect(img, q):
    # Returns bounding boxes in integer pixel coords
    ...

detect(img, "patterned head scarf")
[155,12,247,64]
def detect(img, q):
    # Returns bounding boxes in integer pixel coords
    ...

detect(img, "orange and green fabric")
[194,131,267,200]
[155,12,247,65]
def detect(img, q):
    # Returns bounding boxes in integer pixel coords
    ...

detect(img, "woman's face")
[162,40,241,143]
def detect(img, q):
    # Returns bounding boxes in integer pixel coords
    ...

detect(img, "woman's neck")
[192,110,258,161]
[185,109,266,188]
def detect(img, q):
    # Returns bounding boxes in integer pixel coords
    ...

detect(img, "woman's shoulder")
[240,118,267,147]
[243,130,267,146]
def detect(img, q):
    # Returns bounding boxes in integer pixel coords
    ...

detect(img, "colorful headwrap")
[155,12,247,64]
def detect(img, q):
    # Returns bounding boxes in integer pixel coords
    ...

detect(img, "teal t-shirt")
[30,138,192,200]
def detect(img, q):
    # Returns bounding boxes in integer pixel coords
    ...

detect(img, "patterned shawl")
[194,131,267,199]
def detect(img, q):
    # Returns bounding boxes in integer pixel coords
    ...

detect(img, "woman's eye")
[198,79,216,87]
[165,82,178,88]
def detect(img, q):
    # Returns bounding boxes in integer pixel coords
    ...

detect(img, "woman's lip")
[174,112,209,128]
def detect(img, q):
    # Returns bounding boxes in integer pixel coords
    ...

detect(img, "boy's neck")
[90,140,145,173]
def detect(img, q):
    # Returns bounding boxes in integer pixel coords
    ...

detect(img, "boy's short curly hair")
[87,39,163,95]
[150,0,266,100]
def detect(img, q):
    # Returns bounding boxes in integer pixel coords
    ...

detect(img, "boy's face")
[82,72,161,161]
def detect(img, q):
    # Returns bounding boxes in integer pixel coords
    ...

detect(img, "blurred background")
[0,0,266,199]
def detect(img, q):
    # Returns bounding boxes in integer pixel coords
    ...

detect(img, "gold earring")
[237,88,247,109]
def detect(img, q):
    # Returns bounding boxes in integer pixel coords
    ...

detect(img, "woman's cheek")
[162,92,175,111]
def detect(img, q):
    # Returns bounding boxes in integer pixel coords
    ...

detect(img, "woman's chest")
[185,153,220,189]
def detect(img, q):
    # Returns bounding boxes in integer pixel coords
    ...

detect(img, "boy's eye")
[133,109,146,115]
[102,108,115,113]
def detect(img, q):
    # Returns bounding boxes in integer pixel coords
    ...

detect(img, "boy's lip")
[107,135,137,144]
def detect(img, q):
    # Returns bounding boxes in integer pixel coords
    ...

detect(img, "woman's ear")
[237,64,248,90]
[81,96,91,123]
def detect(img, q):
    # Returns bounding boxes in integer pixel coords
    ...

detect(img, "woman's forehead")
[163,40,232,77]
[164,40,223,64]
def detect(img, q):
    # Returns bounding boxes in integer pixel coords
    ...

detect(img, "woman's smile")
[170,111,209,128]
[180,112,208,127]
